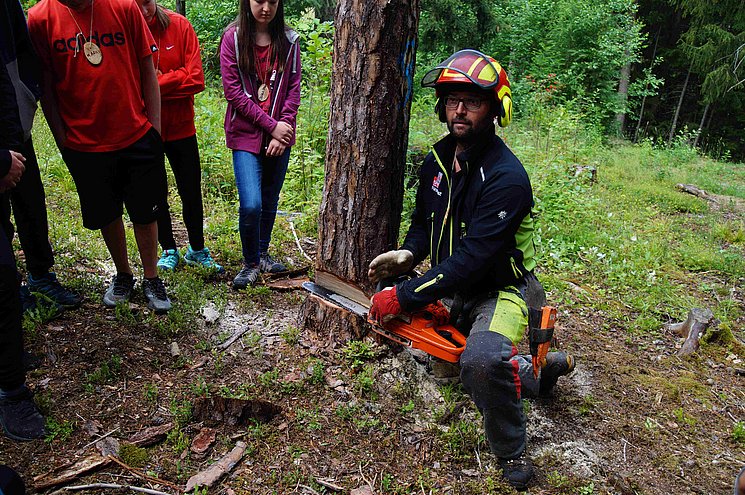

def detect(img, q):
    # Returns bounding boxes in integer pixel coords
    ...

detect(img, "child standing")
[219,0,300,289]
[138,0,223,274]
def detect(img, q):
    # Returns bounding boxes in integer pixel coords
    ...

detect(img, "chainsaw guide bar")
[303,281,466,363]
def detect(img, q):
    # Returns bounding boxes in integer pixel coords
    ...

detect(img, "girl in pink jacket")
[220,0,301,289]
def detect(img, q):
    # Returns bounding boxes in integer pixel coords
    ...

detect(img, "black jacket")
[397,124,537,311]
[0,62,23,177]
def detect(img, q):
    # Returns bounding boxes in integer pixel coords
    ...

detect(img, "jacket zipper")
[431,148,451,265]
[414,273,444,293]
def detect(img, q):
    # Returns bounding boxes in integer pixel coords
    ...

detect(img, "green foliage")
[45,418,75,444]
[85,354,123,392]
[342,340,376,370]
[733,421,745,445]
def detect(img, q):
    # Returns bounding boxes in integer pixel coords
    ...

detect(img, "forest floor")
[0,222,743,495]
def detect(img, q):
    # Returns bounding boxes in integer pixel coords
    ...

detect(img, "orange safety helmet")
[422,49,512,127]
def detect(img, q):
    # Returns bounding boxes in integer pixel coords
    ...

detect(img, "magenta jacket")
[220,25,301,153]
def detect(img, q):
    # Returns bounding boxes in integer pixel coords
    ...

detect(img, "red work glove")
[369,286,401,324]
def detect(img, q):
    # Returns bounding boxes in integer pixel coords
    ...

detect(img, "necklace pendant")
[257,83,269,102]
[83,41,102,65]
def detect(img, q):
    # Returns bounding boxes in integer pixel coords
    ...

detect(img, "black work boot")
[539,352,576,397]
[498,456,533,491]
[0,386,46,441]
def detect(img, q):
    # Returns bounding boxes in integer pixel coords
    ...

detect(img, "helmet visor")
[421,49,501,90]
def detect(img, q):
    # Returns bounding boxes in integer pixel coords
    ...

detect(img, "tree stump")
[299,0,420,343]
[664,308,715,357]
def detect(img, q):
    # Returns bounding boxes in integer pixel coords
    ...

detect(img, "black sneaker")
[498,456,533,491]
[233,263,260,290]
[20,284,62,320]
[103,273,135,307]
[142,277,172,314]
[0,386,47,441]
[539,352,576,397]
[27,272,82,309]
[259,253,287,273]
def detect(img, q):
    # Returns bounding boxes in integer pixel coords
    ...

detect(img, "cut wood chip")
[33,454,111,489]
[127,423,173,447]
[265,276,309,291]
[192,397,281,425]
[185,441,247,492]
[190,427,217,455]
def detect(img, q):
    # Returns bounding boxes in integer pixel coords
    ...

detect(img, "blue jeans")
[232,149,290,265]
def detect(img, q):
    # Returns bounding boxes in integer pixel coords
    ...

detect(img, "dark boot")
[498,456,533,491]
[539,352,575,397]
[0,386,46,441]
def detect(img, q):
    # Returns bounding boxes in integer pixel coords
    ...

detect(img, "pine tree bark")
[300,0,419,342]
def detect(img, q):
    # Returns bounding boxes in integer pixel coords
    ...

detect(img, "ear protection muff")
[496,86,512,128]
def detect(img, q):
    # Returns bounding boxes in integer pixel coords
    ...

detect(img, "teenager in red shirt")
[28,0,172,313]
[138,0,222,274]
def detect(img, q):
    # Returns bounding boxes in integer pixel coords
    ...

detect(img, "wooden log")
[675,183,720,204]
[184,441,247,492]
[665,308,715,356]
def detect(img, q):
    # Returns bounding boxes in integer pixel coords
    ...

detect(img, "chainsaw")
[302,280,467,363]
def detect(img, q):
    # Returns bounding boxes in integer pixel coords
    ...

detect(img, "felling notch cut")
[303,272,467,363]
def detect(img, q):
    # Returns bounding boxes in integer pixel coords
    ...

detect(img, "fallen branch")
[315,478,344,492]
[33,454,111,489]
[288,218,313,262]
[665,308,716,356]
[676,183,720,204]
[185,441,247,492]
[108,456,181,491]
[60,483,173,495]
[217,325,252,350]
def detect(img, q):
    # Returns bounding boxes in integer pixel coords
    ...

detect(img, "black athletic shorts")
[62,128,167,230]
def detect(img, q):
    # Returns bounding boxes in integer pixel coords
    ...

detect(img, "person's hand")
[369,285,402,324]
[368,249,413,283]
[0,151,26,192]
[270,121,293,146]
[266,138,287,157]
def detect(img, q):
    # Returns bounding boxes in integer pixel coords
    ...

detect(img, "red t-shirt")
[28,0,158,152]
[254,43,271,114]
[147,10,204,142]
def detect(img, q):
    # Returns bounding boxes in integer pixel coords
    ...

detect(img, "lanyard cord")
[66,0,94,58]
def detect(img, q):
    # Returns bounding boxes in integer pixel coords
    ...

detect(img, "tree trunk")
[692,103,709,148]
[175,0,185,15]
[633,26,660,143]
[300,0,419,342]
[668,63,691,146]
[615,54,631,135]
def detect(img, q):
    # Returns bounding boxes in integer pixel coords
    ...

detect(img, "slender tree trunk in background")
[616,55,631,135]
[668,63,692,146]
[634,27,660,143]
[299,0,419,342]
[175,0,185,15]
[693,103,709,148]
